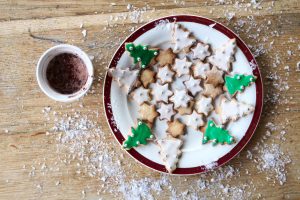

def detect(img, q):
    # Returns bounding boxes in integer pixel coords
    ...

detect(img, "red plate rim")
[103,15,263,175]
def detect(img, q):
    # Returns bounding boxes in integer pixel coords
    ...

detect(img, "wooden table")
[0,1,299,199]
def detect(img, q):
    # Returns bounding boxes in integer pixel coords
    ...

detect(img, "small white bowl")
[36,44,93,102]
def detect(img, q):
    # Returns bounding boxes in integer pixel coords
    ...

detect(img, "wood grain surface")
[0,0,299,199]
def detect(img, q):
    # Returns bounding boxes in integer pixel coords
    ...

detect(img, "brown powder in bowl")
[46,53,88,94]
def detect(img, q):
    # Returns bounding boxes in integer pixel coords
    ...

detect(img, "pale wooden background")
[0,0,299,199]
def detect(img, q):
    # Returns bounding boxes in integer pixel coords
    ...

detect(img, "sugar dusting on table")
[20,1,300,199]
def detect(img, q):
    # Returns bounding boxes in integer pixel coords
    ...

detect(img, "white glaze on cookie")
[157,103,176,121]
[151,83,173,103]
[108,67,139,94]
[157,65,175,84]
[192,61,210,79]
[184,76,203,96]
[172,23,196,53]
[208,38,236,72]
[132,86,150,105]
[171,74,191,90]
[191,42,211,60]
[157,137,183,173]
[218,96,254,124]
[195,95,213,116]
[170,90,192,108]
[173,57,192,77]
[185,110,204,130]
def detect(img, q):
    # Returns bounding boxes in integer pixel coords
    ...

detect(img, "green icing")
[125,43,159,69]
[225,74,256,96]
[123,121,154,150]
[202,120,234,146]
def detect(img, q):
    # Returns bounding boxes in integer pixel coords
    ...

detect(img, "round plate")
[103,15,263,175]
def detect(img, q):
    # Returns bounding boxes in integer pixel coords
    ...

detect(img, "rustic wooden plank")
[1,0,278,21]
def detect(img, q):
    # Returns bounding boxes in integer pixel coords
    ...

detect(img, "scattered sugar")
[257,144,291,185]
[205,161,218,170]
[81,29,87,38]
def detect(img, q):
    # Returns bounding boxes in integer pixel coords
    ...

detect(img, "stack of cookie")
[109,23,256,173]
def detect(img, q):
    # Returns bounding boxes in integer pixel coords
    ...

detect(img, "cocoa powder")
[46,53,88,94]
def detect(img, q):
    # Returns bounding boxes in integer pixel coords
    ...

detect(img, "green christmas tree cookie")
[225,74,256,96]
[123,121,154,150]
[125,43,159,69]
[202,120,234,146]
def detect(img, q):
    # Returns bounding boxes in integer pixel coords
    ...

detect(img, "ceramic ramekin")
[36,44,93,102]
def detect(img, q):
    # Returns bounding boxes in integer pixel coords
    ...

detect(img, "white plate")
[104,15,263,174]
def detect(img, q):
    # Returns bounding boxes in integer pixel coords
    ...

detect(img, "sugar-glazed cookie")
[125,43,158,69]
[140,69,156,88]
[195,95,213,116]
[217,96,254,124]
[191,42,211,60]
[108,67,139,94]
[208,38,236,72]
[123,120,154,150]
[157,137,183,173]
[156,48,176,67]
[171,74,191,91]
[170,90,192,108]
[202,83,223,99]
[157,103,176,121]
[157,65,175,84]
[184,76,203,96]
[139,103,158,123]
[205,66,224,87]
[172,23,196,53]
[131,86,150,105]
[185,110,204,130]
[173,57,192,77]
[192,61,210,79]
[151,83,173,103]
[167,119,186,138]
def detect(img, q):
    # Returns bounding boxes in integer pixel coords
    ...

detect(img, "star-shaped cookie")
[202,83,223,99]
[151,83,173,103]
[192,61,210,79]
[185,110,204,130]
[173,57,192,77]
[195,95,213,116]
[132,86,150,105]
[156,48,176,67]
[191,42,211,60]
[170,90,192,108]
[157,103,176,121]
[205,66,224,87]
[157,65,175,84]
[139,103,158,123]
[140,69,156,88]
[167,119,186,138]
[184,76,203,96]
